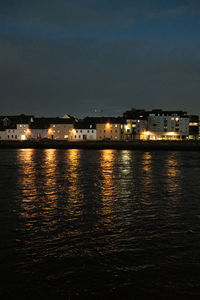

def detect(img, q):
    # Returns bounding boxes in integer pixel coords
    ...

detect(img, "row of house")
[0,109,199,141]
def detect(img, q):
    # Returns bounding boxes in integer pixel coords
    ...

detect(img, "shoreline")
[0,140,200,150]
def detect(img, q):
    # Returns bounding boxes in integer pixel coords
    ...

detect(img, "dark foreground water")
[0,149,200,299]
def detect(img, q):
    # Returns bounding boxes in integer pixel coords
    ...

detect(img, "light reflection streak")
[17,149,38,219]
[99,150,117,225]
[64,149,82,217]
[165,152,181,195]
[139,152,153,206]
[118,150,132,199]
[43,149,57,201]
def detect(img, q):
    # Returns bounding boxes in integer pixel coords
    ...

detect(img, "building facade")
[96,118,124,140]
[123,109,196,140]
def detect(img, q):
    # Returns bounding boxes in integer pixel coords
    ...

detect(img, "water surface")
[0,149,200,299]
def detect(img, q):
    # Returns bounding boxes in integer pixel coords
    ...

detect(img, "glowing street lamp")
[25,128,31,136]
[48,128,54,135]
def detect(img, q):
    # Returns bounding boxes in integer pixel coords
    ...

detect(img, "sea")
[0,149,200,299]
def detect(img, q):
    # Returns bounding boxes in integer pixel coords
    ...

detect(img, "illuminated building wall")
[124,119,147,140]
[29,128,49,139]
[96,122,124,140]
[49,123,74,140]
[69,128,96,141]
[147,114,189,140]
[0,124,30,140]
[189,115,199,139]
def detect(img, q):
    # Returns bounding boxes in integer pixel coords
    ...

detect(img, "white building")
[69,128,96,141]
[0,124,30,140]
[146,114,189,140]
[69,120,96,141]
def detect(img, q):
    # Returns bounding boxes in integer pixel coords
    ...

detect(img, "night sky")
[1,0,200,117]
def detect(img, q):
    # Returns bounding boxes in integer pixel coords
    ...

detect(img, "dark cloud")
[1,0,199,32]
[0,34,200,117]
[0,1,200,117]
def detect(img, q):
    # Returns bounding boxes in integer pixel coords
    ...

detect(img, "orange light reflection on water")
[99,150,117,226]
[165,152,181,195]
[65,149,82,217]
[140,152,153,206]
[17,149,38,220]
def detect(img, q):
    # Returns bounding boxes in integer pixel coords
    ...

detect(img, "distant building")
[95,117,124,140]
[69,119,96,141]
[123,109,198,140]
[146,110,189,140]
[189,115,199,140]
[123,109,148,140]
[0,115,34,140]
[29,117,75,140]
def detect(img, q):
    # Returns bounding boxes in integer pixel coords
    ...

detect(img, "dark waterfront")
[1,149,200,299]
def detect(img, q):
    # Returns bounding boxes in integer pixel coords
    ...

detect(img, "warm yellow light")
[26,128,31,135]
[166,132,177,136]
[71,129,76,135]
[189,122,198,126]
[106,123,110,129]
[21,135,26,140]
[143,131,151,135]
[48,128,53,135]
